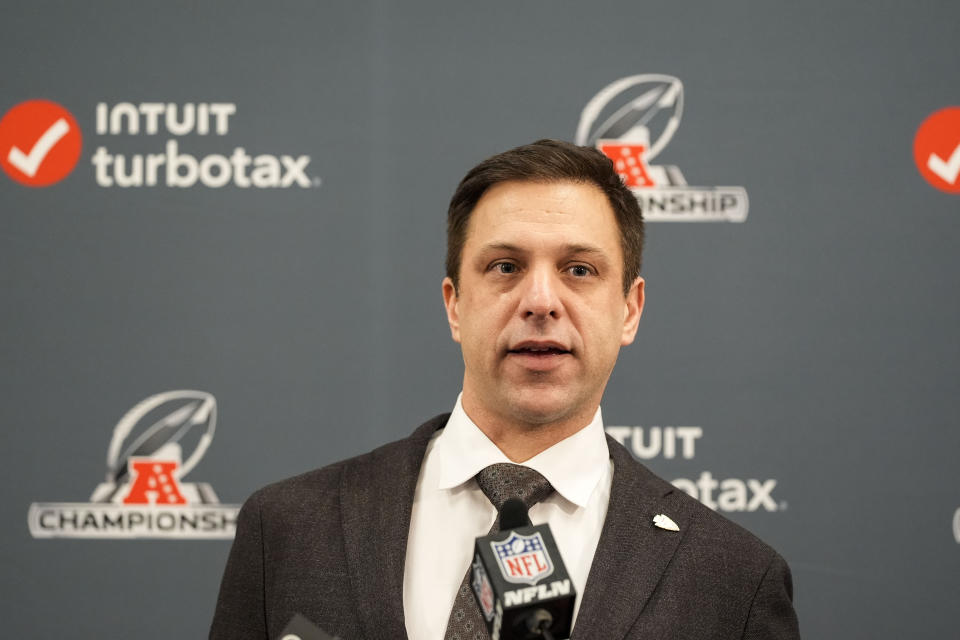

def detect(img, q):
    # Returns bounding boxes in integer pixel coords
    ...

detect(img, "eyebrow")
[478,242,609,258]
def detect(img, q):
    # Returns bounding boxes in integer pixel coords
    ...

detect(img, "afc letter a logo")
[123,459,187,505]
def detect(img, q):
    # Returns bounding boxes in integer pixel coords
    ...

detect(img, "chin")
[504,388,584,427]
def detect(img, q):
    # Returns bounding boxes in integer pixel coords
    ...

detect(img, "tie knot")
[475,463,554,512]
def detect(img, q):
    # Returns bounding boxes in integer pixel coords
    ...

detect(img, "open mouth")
[507,344,571,357]
[506,343,571,371]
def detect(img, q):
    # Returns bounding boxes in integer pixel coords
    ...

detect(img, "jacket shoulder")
[246,412,449,516]
[608,434,779,561]
[212,414,449,639]
[605,437,799,637]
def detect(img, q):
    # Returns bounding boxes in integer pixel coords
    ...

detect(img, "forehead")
[465,180,621,251]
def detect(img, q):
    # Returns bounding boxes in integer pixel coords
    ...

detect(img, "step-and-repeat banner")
[2,2,957,637]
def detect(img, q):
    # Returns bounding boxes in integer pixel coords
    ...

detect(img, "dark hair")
[446,139,644,294]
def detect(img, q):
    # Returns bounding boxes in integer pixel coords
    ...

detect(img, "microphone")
[470,498,576,640]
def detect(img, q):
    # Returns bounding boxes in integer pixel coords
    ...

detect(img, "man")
[210,140,800,639]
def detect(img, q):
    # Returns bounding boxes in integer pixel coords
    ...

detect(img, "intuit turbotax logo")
[0,99,318,188]
[605,424,785,513]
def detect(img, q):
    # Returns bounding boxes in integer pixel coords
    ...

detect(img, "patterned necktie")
[443,463,555,640]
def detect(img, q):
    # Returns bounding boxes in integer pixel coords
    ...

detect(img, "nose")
[519,265,561,320]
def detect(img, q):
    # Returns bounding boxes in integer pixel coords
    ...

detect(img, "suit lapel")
[571,437,693,640]
[339,415,448,640]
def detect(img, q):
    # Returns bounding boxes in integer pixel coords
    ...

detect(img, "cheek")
[580,307,626,357]
[459,300,510,352]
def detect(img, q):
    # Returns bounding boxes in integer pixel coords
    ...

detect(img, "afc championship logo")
[28,390,240,539]
[491,531,555,586]
[575,74,748,222]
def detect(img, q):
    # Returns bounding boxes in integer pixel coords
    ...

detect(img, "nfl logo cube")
[491,530,555,586]
[472,524,576,639]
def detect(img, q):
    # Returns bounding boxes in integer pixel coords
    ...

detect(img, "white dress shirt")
[402,394,613,639]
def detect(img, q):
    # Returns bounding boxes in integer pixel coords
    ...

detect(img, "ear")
[620,276,645,346]
[442,277,462,343]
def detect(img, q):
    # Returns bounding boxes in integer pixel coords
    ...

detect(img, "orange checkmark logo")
[913,107,960,195]
[0,99,83,187]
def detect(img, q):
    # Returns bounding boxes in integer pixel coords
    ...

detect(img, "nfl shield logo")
[471,557,496,621]
[490,530,554,586]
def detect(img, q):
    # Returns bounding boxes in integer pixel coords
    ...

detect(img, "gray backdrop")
[2,1,958,637]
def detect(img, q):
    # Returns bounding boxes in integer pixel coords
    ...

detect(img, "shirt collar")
[435,394,609,508]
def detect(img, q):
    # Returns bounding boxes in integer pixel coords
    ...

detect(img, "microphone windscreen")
[499,498,531,530]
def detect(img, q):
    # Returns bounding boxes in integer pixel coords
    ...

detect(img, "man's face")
[442,180,644,431]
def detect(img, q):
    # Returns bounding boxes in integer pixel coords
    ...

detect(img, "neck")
[460,392,598,462]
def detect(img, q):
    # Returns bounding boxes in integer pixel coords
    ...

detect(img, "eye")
[493,262,518,274]
[567,264,593,277]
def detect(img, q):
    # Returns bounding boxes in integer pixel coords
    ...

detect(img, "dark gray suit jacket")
[210,415,800,639]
